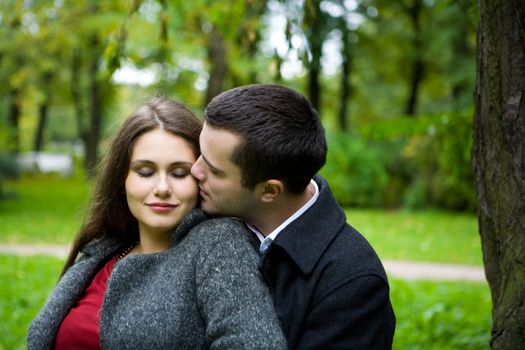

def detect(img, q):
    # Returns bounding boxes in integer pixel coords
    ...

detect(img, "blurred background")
[0,0,489,349]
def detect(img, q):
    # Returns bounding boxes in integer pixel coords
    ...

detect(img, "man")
[191,84,395,349]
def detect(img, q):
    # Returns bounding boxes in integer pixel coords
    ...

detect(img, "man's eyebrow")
[201,154,224,174]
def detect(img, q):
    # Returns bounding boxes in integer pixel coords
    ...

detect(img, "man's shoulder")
[318,223,388,281]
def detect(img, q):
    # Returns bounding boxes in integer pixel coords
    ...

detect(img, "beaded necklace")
[117,241,138,261]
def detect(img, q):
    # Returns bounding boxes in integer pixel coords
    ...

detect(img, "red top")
[54,255,119,349]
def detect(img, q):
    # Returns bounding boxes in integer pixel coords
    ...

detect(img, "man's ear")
[256,179,284,203]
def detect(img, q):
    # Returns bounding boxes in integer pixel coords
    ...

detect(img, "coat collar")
[81,236,121,260]
[268,175,347,275]
[81,208,207,259]
[170,208,207,245]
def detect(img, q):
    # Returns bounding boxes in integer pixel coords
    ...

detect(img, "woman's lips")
[146,203,178,212]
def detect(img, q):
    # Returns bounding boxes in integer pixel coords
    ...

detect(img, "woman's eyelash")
[133,167,190,178]
[136,169,154,177]
[171,169,190,178]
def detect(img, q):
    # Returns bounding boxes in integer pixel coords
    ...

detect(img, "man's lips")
[199,187,209,198]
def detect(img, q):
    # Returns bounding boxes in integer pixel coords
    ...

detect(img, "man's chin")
[199,201,219,215]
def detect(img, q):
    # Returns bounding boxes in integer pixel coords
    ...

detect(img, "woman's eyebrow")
[130,160,194,167]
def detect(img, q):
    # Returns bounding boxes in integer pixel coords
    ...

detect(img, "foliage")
[356,109,476,210]
[353,0,477,119]
[390,279,491,349]
[321,109,475,210]
[320,132,389,207]
[0,0,478,210]
[408,110,474,210]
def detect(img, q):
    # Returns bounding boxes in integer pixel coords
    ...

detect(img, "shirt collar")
[248,179,319,253]
[264,175,348,274]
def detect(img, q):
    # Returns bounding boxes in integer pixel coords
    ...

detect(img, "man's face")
[191,122,259,219]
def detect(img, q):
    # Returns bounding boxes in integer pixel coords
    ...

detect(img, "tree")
[433,0,477,112]
[205,27,227,104]
[1,2,24,153]
[63,0,128,176]
[34,72,53,152]
[337,12,352,131]
[303,0,327,111]
[399,0,425,116]
[161,0,270,105]
[472,0,525,348]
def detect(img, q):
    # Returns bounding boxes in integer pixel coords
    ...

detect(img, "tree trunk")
[34,104,48,152]
[241,0,267,84]
[71,48,88,147]
[405,57,423,116]
[472,0,525,348]
[307,16,323,111]
[273,49,283,83]
[404,0,424,116]
[338,18,351,131]
[34,73,53,152]
[85,36,103,177]
[205,27,227,105]
[308,58,321,113]
[4,17,21,153]
[303,0,326,112]
[158,0,169,67]
[7,88,21,153]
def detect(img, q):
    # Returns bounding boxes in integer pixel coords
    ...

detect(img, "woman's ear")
[257,179,284,203]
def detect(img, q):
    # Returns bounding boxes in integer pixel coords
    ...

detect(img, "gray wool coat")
[28,209,286,349]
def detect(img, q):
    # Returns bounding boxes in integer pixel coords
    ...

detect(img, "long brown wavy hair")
[61,97,202,276]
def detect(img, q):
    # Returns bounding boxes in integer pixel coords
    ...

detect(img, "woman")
[28,98,286,349]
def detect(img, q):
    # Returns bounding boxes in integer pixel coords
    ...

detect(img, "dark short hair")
[205,84,327,194]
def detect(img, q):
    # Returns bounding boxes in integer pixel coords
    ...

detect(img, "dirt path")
[0,244,486,282]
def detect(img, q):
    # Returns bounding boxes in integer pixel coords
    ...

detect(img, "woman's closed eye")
[136,168,154,177]
[130,161,193,178]
[171,168,191,178]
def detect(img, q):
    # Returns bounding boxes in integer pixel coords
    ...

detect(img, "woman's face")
[125,128,198,238]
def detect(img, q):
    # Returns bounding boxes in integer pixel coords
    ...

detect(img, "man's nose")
[191,156,205,181]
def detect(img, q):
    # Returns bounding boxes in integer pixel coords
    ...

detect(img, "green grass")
[347,209,482,266]
[0,255,64,350]
[0,176,90,244]
[391,279,491,350]
[0,176,482,265]
[0,255,491,350]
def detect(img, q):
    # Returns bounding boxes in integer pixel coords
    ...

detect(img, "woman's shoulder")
[181,216,254,251]
[196,216,244,231]
[191,217,247,239]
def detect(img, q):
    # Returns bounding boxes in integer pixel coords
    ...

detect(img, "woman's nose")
[154,176,172,197]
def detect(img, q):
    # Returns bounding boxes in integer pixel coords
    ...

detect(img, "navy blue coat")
[257,176,395,349]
